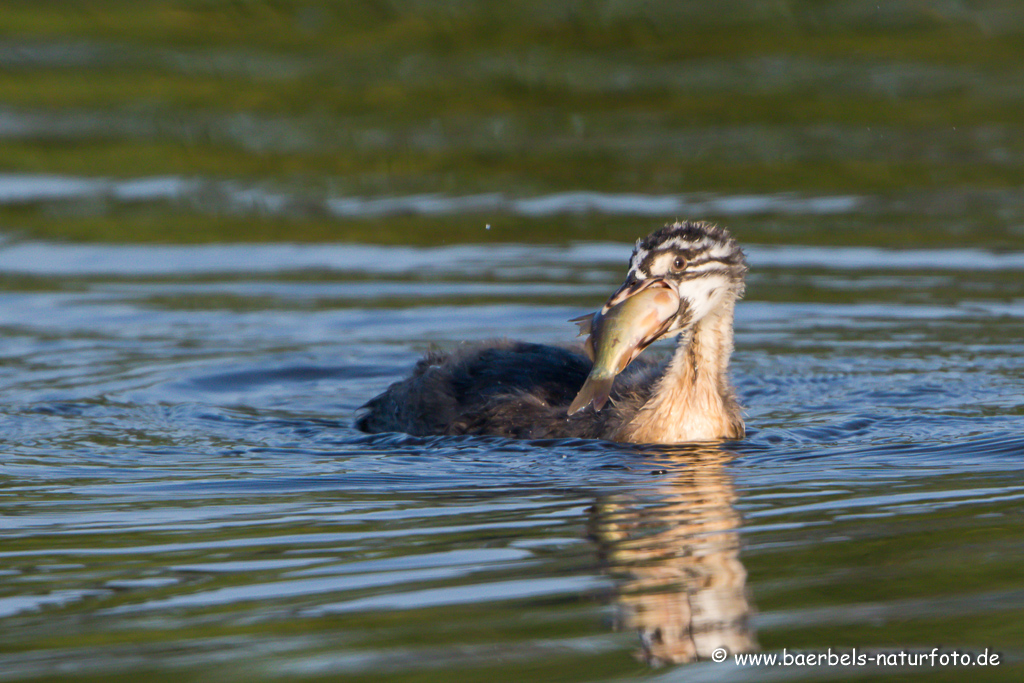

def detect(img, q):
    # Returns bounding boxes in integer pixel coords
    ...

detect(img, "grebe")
[356,221,747,444]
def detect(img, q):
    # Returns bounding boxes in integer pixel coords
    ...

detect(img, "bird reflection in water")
[588,445,756,666]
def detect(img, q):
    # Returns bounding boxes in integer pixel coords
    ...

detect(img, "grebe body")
[356,221,747,444]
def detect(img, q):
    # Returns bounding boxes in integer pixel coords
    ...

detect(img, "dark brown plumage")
[356,340,664,439]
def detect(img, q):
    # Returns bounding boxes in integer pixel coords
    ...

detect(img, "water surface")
[2,2,1024,682]
[2,239,1022,682]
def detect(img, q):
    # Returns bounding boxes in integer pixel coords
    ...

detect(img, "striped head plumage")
[603,221,747,339]
[566,220,747,415]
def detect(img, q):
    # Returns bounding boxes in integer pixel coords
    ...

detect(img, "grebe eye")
[672,256,686,271]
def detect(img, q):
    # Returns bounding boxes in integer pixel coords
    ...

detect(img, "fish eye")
[671,256,686,271]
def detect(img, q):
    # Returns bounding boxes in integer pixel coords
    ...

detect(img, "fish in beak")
[567,278,679,415]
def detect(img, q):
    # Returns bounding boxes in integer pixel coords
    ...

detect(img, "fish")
[567,281,679,415]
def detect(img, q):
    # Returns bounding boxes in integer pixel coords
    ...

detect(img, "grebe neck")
[617,300,743,444]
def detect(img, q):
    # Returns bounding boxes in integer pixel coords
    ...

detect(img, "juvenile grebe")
[356,221,747,443]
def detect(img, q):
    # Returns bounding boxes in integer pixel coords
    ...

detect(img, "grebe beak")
[571,277,679,341]
[602,277,677,313]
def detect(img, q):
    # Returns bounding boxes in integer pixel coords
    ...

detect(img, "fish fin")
[567,375,615,416]
[570,312,597,361]
[583,335,595,361]
[569,312,595,337]
[625,339,653,367]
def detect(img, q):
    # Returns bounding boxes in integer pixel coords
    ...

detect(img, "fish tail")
[567,375,615,416]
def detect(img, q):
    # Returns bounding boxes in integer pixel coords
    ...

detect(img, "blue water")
[2,237,1022,681]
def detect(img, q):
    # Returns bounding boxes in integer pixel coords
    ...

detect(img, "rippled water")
[3,2,1024,682]
[2,238,1022,682]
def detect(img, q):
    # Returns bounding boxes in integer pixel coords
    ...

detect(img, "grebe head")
[604,221,747,339]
